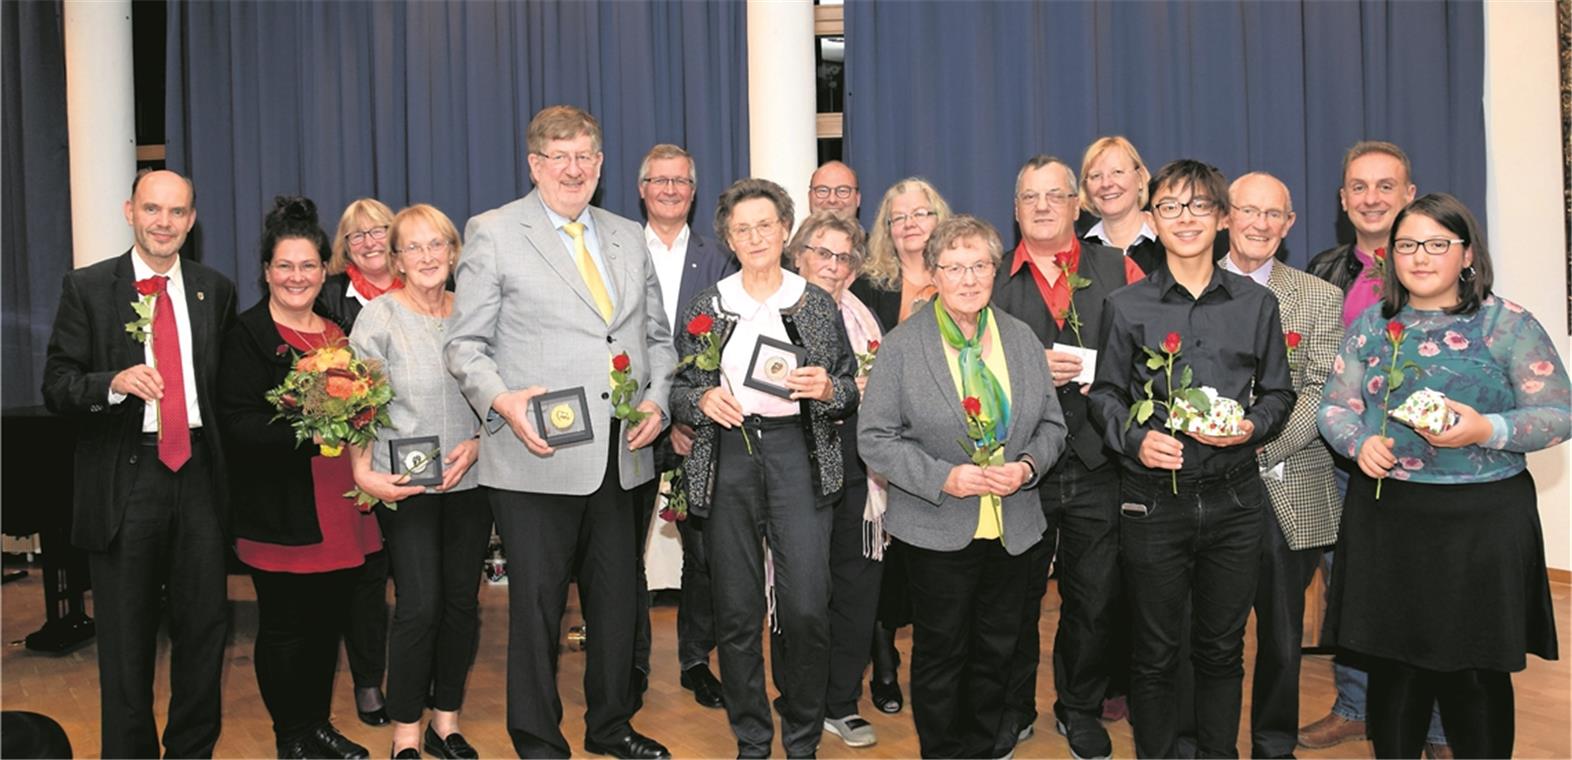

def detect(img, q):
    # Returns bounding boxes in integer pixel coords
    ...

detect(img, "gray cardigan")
[857,302,1067,556]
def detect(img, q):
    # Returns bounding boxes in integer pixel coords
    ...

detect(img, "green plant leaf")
[1185,388,1212,413]
[1179,365,1193,388]
[1136,399,1154,425]
[1146,355,1165,371]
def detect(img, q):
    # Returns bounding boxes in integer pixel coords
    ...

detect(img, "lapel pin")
[196,291,205,301]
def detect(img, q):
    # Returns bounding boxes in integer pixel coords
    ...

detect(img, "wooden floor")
[2,568,1568,759]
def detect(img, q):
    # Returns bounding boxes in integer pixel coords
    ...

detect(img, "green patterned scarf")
[935,299,1010,444]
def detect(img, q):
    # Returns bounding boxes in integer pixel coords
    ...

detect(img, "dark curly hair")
[261,195,331,265]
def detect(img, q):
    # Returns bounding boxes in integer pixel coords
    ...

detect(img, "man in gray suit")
[1218,172,1343,759]
[446,105,675,759]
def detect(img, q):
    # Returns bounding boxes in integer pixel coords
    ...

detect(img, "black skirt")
[1327,470,1558,672]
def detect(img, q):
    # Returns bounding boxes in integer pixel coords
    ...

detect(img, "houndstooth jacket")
[669,279,859,518]
[1258,262,1345,550]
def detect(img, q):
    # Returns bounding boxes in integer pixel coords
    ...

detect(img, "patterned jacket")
[1258,262,1345,550]
[669,281,859,517]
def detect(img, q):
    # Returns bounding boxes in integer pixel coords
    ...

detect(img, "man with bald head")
[1221,172,1344,758]
[807,160,860,219]
[43,169,237,757]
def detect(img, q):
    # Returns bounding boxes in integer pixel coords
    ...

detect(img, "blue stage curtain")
[843,0,1487,268]
[165,0,750,305]
[2,0,74,407]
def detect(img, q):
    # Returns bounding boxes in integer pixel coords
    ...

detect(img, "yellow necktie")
[563,221,613,323]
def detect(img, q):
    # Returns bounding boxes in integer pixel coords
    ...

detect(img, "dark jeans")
[251,565,359,741]
[376,488,493,723]
[1006,458,1121,730]
[1366,658,1514,759]
[906,538,1029,759]
[707,422,833,758]
[1250,501,1322,757]
[90,443,227,758]
[346,549,390,691]
[1120,466,1264,759]
[823,472,881,718]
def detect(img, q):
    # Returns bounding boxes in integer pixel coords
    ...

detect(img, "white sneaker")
[823,715,878,748]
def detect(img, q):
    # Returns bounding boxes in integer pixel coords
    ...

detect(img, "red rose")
[276,343,290,356]
[1373,247,1387,261]
[1053,248,1078,273]
[962,396,982,417]
[867,340,880,353]
[659,507,676,522]
[350,406,376,429]
[1285,331,1302,350]
[1385,320,1405,344]
[687,313,714,336]
[134,277,164,296]
[279,392,299,410]
[612,352,631,372]
[1162,331,1182,354]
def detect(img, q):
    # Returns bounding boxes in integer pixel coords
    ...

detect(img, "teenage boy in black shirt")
[1089,160,1295,758]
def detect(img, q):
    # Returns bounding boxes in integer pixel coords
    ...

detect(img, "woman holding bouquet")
[1318,193,1569,758]
[668,179,859,759]
[857,215,1066,759]
[347,204,487,760]
[219,196,379,759]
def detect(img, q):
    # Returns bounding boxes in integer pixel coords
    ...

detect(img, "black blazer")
[42,251,237,552]
[218,298,340,545]
[316,272,364,333]
[991,242,1126,472]
[655,231,739,471]
[848,276,905,331]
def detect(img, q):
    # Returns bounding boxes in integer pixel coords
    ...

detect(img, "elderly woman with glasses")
[781,211,889,748]
[668,180,859,759]
[859,215,1066,759]
[347,204,487,760]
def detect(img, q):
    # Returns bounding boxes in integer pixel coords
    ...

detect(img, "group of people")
[40,102,1568,760]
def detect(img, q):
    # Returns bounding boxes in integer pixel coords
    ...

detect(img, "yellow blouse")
[940,309,1013,540]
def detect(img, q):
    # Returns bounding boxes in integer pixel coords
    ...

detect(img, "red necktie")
[150,275,191,471]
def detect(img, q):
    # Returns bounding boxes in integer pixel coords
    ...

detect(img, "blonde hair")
[389,203,463,277]
[329,198,395,274]
[526,105,602,154]
[865,177,952,290]
[1078,136,1150,216]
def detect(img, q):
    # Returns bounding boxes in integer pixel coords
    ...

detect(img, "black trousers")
[823,473,882,718]
[1249,502,1322,757]
[376,488,493,723]
[632,478,657,680]
[490,435,642,758]
[707,422,833,758]
[675,516,718,670]
[89,441,227,759]
[251,565,359,741]
[345,549,390,690]
[1366,658,1514,759]
[906,537,1029,759]
[1006,458,1121,729]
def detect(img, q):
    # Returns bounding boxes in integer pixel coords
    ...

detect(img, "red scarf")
[345,263,403,301]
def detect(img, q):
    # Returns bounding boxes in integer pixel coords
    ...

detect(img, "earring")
[1460,265,1476,282]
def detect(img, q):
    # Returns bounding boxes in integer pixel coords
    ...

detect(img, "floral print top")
[1318,296,1570,484]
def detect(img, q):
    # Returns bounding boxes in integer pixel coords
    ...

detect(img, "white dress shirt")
[1086,218,1158,256]
[1220,253,1274,287]
[717,270,805,418]
[645,223,691,330]
[542,197,618,310]
[109,252,203,431]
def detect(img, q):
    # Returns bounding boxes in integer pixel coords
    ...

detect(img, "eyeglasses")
[934,260,997,283]
[534,151,601,169]
[1392,237,1464,256]
[811,184,857,200]
[1153,198,1218,219]
[729,219,781,240]
[1233,206,1289,224]
[888,209,938,227]
[642,176,695,190]
[1084,167,1132,185]
[803,246,856,266]
[1016,190,1074,208]
[399,239,452,258]
[270,260,323,276]
[344,225,389,246]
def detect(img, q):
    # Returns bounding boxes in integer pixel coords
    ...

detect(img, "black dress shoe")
[869,677,903,714]
[393,748,421,759]
[423,725,479,760]
[584,730,671,759]
[357,687,391,726]
[679,664,725,708]
[309,723,371,759]
[277,736,314,759]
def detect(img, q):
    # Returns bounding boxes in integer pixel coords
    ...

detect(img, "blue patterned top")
[1318,296,1570,484]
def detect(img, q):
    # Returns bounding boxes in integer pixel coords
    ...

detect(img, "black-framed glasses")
[934,260,996,283]
[1016,190,1074,207]
[803,246,856,266]
[888,209,938,227]
[345,225,389,245]
[1392,237,1463,256]
[811,184,857,199]
[642,176,695,189]
[1153,198,1218,219]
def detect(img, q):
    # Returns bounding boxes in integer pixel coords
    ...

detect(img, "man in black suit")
[633,143,737,709]
[42,169,237,758]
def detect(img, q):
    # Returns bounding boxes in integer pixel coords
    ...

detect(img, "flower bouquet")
[265,342,394,457]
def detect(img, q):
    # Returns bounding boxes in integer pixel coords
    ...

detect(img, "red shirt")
[1008,239,1145,328]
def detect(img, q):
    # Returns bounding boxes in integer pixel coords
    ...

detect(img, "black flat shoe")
[393,748,421,759]
[680,664,725,709]
[309,723,371,759]
[356,687,391,727]
[423,725,479,760]
[870,677,903,714]
[584,730,671,759]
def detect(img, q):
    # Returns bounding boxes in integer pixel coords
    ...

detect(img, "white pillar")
[1482,0,1570,571]
[746,0,817,226]
[64,0,137,268]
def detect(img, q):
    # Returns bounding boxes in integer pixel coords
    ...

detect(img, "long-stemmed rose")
[125,277,164,436]
[676,313,721,371]
[1053,248,1093,347]
[1124,331,1210,494]
[957,395,1005,531]
[609,351,651,425]
[1285,330,1302,359]
[1372,319,1419,498]
[856,339,880,377]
